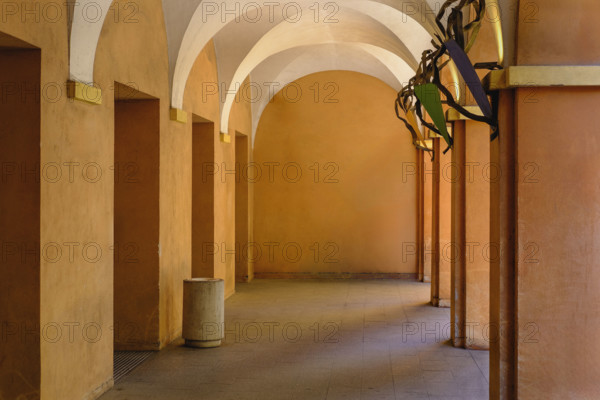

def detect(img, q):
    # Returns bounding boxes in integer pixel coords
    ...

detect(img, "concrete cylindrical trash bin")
[182,278,224,348]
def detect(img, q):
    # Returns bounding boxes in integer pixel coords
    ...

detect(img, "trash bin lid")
[184,278,224,283]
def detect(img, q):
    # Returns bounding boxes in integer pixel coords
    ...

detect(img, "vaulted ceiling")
[68,0,509,142]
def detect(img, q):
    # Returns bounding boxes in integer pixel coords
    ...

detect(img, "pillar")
[431,139,452,307]
[235,132,252,282]
[491,1,600,398]
[448,4,496,351]
[417,150,424,281]
[450,119,490,350]
[419,149,434,283]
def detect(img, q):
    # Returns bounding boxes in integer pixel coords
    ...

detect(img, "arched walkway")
[100,280,489,400]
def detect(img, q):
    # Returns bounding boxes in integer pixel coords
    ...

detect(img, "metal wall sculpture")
[395,0,501,158]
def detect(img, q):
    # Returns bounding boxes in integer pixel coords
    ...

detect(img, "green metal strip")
[414,83,451,147]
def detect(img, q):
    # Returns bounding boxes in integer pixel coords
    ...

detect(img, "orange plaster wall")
[1,1,203,398]
[516,0,600,66]
[40,1,176,397]
[0,19,118,400]
[254,71,418,278]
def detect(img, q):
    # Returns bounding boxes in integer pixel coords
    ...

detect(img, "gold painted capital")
[67,81,102,105]
[484,66,600,90]
[170,108,188,123]
[220,133,231,144]
[446,106,484,121]
[420,139,433,150]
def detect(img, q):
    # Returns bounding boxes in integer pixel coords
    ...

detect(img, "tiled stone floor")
[101,280,489,400]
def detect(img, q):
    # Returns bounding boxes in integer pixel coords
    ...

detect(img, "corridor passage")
[101,280,489,400]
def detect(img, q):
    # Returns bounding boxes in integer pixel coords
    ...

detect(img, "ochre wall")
[254,71,418,278]
[0,12,116,399]
[38,1,174,397]
[0,3,251,399]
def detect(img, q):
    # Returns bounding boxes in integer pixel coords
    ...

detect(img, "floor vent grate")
[114,351,154,383]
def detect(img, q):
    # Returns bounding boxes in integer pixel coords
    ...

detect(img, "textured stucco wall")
[254,71,418,278]
[0,3,252,399]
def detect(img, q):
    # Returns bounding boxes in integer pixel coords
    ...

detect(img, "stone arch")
[68,0,114,83]
[249,43,415,144]
[171,0,439,109]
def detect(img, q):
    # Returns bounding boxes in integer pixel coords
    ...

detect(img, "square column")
[490,1,600,398]
[450,120,491,350]
[431,139,452,307]
[419,149,434,283]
